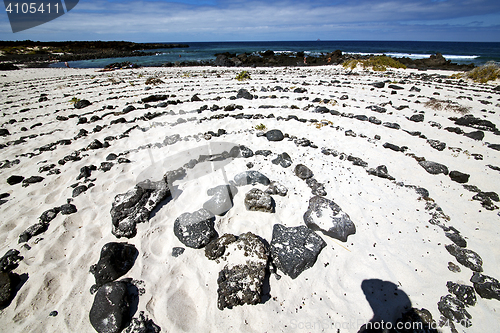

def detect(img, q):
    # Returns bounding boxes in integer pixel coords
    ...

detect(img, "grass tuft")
[236,71,251,81]
[466,62,500,83]
[424,98,470,115]
[255,123,266,131]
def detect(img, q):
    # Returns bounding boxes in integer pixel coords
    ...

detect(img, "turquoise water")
[51,40,500,68]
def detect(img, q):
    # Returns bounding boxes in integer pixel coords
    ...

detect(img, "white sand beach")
[0,65,499,333]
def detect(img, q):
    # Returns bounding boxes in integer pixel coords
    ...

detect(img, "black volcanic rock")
[409,114,424,122]
[454,115,497,132]
[367,165,395,180]
[471,272,500,301]
[22,176,44,187]
[59,203,77,215]
[203,184,238,216]
[271,152,292,168]
[265,129,284,141]
[445,243,483,272]
[173,208,217,249]
[449,170,470,184]
[142,95,168,103]
[215,232,268,310]
[464,131,484,141]
[446,281,476,306]
[0,272,12,307]
[294,164,313,180]
[437,294,471,326]
[88,139,103,150]
[18,222,48,243]
[74,99,91,109]
[303,196,356,242]
[371,82,385,88]
[419,161,449,175]
[0,249,23,273]
[233,171,270,186]
[427,139,446,151]
[236,89,253,100]
[123,311,161,333]
[270,224,326,279]
[244,188,274,213]
[90,242,138,289]
[111,179,170,238]
[6,175,24,185]
[89,281,131,333]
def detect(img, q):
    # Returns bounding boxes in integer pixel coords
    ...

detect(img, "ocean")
[51,40,500,68]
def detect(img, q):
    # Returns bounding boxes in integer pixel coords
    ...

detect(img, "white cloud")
[1,0,499,40]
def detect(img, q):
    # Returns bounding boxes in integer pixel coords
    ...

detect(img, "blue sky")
[1,0,500,42]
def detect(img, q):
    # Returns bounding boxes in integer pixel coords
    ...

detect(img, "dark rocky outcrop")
[90,242,138,289]
[205,234,238,260]
[141,95,168,103]
[270,224,326,279]
[110,179,170,238]
[427,139,446,151]
[173,208,217,248]
[303,196,356,242]
[371,82,385,88]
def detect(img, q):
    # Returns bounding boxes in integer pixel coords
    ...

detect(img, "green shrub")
[236,71,251,81]
[342,56,406,72]
[467,62,500,83]
[69,97,80,104]
[255,123,266,131]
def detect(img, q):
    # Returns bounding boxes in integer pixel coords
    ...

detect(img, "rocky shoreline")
[0,41,188,69]
[0,41,476,71]
[202,50,475,71]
